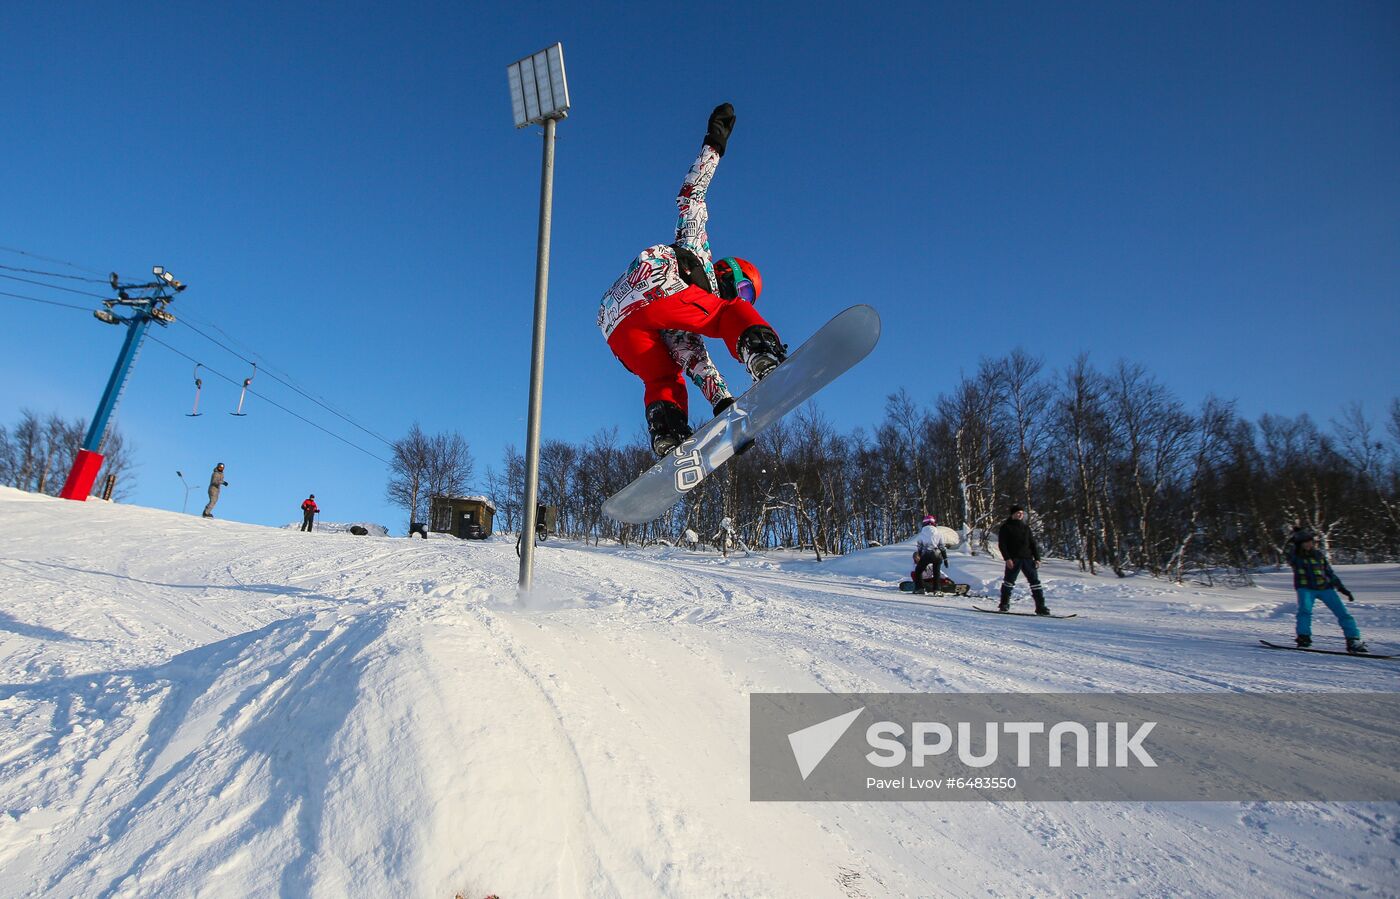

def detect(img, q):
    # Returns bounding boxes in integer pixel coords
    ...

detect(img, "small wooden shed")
[429,495,497,539]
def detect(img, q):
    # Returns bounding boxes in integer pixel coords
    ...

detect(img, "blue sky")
[2,1,1397,530]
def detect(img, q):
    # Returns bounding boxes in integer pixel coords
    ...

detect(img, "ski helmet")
[922,514,936,526]
[716,257,762,303]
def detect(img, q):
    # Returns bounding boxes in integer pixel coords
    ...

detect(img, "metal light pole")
[507,43,570,590]
[176,470,195,514]
[60,267,185,501]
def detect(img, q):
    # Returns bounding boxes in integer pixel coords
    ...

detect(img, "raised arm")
[673,104,736,283]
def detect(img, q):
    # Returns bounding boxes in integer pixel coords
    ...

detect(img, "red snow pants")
[606,285,772,414]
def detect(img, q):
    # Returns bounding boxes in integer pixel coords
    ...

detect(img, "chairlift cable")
[0,262,110,284]
[0,271,112,299]
[0,289,92,312]
[0,244,110,277]
[146,334,390,464]
[176,317,394,447]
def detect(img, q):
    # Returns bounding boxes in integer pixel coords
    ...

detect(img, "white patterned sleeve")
[675,144,721,283]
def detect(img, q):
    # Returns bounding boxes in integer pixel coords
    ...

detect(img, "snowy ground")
[1,485,1397,897]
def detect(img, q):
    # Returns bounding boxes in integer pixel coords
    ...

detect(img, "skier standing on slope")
[911,514,949,594]
[997,505,1052,615]
[202,463,228,518]
[1287,532,1368,653]
[598,103,787,455]
[300,494,319,532]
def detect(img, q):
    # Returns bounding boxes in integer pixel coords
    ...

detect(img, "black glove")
[705,103,735,156]
[1340,586,1354,601]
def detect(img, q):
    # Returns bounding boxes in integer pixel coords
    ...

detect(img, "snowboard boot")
[738,326,787,382]
[1033,589,1050,616]
[645,401,692,456]
[1347,637,1370,655]
[711,396,735,416]
[1035,606,1053,616]
[1295,634,1312,648]
[998,583,1012,612]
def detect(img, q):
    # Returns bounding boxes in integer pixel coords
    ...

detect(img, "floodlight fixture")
[94,309,120,325]
[507,43,570,129]
[153,265,164,276]
[161,270,175,284]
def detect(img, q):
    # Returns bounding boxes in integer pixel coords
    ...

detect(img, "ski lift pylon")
[231,362,256,417]
[187,364,204,417]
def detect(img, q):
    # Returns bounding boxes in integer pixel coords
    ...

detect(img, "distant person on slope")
[1286,532,1367,653]
[598,102,787,456]
[911,514,949,595]
[202,463,228,518]
[300,494,319,532]
[997,505,1051,615]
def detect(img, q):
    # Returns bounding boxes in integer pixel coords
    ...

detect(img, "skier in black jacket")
[997,505,1051,615]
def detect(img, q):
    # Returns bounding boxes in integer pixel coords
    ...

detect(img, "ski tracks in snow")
[3,491,1400,897]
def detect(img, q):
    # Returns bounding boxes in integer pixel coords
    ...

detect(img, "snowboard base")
[898,580,970,596]
[972,606,1078,619]
[1259,640,1392,660]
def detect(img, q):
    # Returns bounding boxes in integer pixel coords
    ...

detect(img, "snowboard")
[898,580,970,596]
[972,606,1078,619]
[1259,640,1393,660]
[603,305,881,524]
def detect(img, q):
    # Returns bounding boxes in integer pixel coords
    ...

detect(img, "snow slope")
[1,485,1397,897]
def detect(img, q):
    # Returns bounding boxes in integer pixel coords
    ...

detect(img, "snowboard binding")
[646,400,693,457]
[738,326,787,381]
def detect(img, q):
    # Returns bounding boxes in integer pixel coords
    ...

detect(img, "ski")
[1258,640,1393,660]
[972,606,1078,619]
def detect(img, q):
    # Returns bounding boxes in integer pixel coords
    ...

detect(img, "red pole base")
[59,449,105,501]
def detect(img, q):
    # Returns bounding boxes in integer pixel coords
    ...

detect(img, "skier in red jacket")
[300,494,319,532]
[598,103,787,456]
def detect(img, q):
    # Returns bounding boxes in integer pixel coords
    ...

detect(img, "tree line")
[0,409,134,499]
[466,350,1399,580]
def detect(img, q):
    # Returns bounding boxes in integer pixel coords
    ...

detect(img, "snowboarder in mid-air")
[910,515,949,594]
[1287,531,1368,653]
[998,505,1052,615]
[598,102,787,456]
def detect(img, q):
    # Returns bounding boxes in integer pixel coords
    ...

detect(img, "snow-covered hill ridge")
[1,486,1397,897]
[277,520,390,536]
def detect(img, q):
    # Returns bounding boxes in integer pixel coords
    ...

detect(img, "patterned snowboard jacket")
[1286,547,1345,591]
[598,144,731,407]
